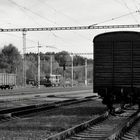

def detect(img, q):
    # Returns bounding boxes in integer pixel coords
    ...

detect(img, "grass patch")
[0,100,106,139]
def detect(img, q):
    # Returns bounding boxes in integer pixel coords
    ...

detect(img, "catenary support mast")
[22,30,26,87]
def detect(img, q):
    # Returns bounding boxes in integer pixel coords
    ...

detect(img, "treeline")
[0,44,93,85]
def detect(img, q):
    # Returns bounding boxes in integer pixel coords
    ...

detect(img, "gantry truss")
[0,24,140,32]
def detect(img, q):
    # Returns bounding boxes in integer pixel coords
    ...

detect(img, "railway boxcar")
[0,73,16,89]
[93,31,140,111]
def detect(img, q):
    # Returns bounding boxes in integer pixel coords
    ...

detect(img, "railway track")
[46,106,140,140]
[120,115,140,140]
[0,96,96,122]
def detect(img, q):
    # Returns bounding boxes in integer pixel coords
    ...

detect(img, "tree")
[0,44,22,73]
[0,44,23,85]
[0,53,8,72]
[73,55,85,66]
[55,51,71,68]
[26,54,37,81]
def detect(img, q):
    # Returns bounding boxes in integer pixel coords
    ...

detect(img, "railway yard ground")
[0,85,140,139]
[0,85,104,140]
[0,85,106,140]
[0,85,94,110]
[0,100,106,140]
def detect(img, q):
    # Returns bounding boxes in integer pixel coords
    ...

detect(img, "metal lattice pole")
[85,58,87,86]
[22,30,26,87]
[71,53,74,87]
[50,55,52,75]
[38,42,41,89]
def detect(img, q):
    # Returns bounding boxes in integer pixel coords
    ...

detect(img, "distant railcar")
[0,73,16,89]
[42,74,61,87]
[93,31,140,111]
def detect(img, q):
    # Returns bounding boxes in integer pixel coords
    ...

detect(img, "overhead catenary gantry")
[2,24,140,87]
[1,24,140,32]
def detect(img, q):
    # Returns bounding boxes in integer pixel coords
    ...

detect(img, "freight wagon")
[93,31,140,113]
[0,73,16,89]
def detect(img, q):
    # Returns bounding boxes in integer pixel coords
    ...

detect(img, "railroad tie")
[121,126,138,140]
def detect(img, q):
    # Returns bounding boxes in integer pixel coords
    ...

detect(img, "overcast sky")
[0,0,140,58]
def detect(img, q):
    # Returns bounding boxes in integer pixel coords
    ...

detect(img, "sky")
[0,0,140,58]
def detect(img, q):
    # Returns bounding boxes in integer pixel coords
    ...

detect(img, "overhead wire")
[1,32,37,44]
[113,0,140,15]
[8,0,56,25]
[36,0,92,55]
[131,0,140,16]
[36,0,91,41]
[132,0,139,11]
[50,32,92,55]
[37,0,80,25]
[3,0,140,57]
[0,33,40,54]
[121,0,139,23]
[89,10,138,26]
[0,0,49,48]
[8,0,91,53]
[8,0,134,54]
[55,1,139,52]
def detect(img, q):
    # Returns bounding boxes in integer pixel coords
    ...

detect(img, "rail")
[106,110,140,140]
[46,112,108,140]
[46,106,139,140]
[0,96,95,122]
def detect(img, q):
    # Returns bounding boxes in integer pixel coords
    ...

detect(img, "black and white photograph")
[0,0,140,139]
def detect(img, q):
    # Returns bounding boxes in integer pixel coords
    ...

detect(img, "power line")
[38,0,91,41]
[131,0,140,17]
[37,0,80,24]
[89,10,139,26]
[8,0,56,25]
[37,0,140,40]
[1,32,38,44]
[132,0,139,11]
[50,31,85,49]
[121,0,138,23]
[8,0,43,27]
[36,0,91,41]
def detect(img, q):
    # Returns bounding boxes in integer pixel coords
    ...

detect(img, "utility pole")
[71,53,74,87]
[22,30,26,87]
[38,42,41,89]
[50,55,52,75]
[85,58,87,86]
[37,44,54,88]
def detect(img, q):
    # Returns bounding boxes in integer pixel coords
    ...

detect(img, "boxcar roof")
[93,31,140,42]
